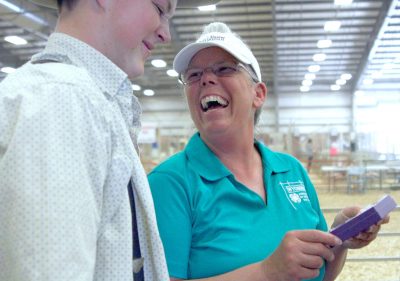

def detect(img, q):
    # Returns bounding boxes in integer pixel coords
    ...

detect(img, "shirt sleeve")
[148,169,192,279]
[0,82,110,281]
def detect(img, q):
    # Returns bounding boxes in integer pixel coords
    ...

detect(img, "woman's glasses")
[179,61,258,85]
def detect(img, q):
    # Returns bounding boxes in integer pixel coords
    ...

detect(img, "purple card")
[330,195,397,242]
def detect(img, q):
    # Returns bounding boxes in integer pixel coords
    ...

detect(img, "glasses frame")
[179,61,259,85]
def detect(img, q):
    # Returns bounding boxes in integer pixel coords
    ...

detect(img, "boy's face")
[103,0,177,78]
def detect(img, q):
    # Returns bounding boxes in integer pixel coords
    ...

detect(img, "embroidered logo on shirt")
[279,181,310,210]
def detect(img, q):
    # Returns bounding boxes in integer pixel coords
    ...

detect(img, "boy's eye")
[153,3,165,16]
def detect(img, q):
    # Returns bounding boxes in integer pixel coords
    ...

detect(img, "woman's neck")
[201,129,257,172]
[202,130,266,202]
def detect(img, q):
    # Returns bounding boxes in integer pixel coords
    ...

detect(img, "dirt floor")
[317,189,400,281]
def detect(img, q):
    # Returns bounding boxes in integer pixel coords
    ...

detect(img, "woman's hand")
[331,206,390,249]
[260,230,342,281]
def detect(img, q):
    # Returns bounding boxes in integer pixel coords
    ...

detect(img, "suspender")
[128,180,144,281]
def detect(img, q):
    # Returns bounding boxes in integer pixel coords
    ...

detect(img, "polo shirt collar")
[255,142,290,174]
[185,133,291,181]
[185,133,231,181]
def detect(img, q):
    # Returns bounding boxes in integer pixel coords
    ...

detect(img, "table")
[386,165,400,185]
[322,164,397,191]
[321,166,348,191]
[365,165,389,189]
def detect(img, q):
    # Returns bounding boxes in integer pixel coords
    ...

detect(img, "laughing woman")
[148,22,388,281]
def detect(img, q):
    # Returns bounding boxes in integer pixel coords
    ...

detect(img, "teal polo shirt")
[149,133,327,280]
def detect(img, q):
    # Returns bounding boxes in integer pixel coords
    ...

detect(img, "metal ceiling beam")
[349,0,396,132]
[271,0,280,133]
[0,43,24,67]
[351,0,396,93]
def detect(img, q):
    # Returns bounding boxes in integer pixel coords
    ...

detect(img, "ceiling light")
[143,89,155,96]
[313,53,326,62]
[336,79,346,85]
[0,0,47,25]
[131,84,141,91]
[355,90,364,97]
[0,0,21,11]
[341,73,352,80]
[1,66,16,73]
[371,72,383,79]
[300,86,310,92]
[317,39,332,48]
[4,35,27,45]
[305,73,316,80]
[331,85,340,91]
[302,80,313,86]
[383,63,394,70]
[363,78,374,85]
[151,59,167,68]
[334,0,353,5]
[324,21,341,32]
[198,4,216,11]
[167,69,178,77]
[308,65,320,73]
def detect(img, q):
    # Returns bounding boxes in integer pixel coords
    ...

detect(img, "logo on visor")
[200,35,226,43]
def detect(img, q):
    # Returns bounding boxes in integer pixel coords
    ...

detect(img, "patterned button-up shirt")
[0,33,168,281]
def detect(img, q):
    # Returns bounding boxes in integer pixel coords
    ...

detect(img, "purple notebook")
[330,195,397,242]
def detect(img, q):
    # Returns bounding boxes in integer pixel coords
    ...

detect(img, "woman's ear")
[253,82,267,108]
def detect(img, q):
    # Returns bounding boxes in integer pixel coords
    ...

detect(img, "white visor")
[173,32,261,82]
[28,0,221,9]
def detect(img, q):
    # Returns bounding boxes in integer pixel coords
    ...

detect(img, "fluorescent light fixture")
[383,63,394,70]
[302,80,313,86]
[166,69,178,77]
[151,59,167,68]
[300,86,310,92]
[25,13,48,25]
[334,0,353,5]
[317,39,332,48]
[0,0,48,25]
[330,84,340,91]
[313,53,326,62]
[354,90,364,97]
[143,89,155,96]
[1,66,16,73]
[341,73,352,80]
[0,0,21,12]
[371,72,383,79]
[198,4,216,11]
[336,78,346,85]
[131,84,141,91]
[305,73,316,80]
[363,78,374,85]
[4,35,27,45]
[308,65,320,73]
[324,21,341,32]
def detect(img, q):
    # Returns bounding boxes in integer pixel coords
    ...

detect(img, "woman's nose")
[201,69,218,86]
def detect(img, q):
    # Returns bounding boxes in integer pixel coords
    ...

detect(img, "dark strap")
[128,180,144,281]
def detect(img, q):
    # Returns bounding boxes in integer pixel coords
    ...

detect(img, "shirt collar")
[255,141,290,174]
[186,133,290,181]
[185,133,231,181]
[31,32,131,98]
